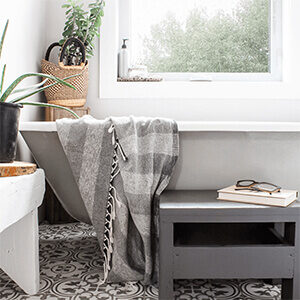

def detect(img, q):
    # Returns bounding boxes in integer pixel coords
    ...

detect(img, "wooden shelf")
[45,106,90,121]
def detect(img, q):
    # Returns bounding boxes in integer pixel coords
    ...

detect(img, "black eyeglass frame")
[235,179,281,194]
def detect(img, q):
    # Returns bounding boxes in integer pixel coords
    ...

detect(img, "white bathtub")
[20,121,300,223]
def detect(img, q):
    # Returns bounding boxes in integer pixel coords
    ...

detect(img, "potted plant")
[41,0,105,107]
[0,20,79,163]
[60,0,105,63]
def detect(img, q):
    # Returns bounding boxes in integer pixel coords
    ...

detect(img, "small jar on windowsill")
[117,65,162,82]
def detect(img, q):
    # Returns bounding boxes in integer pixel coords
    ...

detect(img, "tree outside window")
[131,0,270,74]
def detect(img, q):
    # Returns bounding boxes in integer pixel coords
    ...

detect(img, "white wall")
[1,0,47,160]
[45,0,300,122]
[0,0,46,122]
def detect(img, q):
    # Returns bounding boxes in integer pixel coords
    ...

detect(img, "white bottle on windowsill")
[118,39,129,78]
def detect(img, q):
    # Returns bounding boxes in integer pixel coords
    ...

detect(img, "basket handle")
[45,42,60,61]
[59,37,86,68]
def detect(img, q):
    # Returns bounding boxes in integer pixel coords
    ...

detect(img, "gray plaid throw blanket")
[56,116,179,284]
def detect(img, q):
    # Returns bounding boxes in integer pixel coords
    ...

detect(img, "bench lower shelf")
[173,246,295,279]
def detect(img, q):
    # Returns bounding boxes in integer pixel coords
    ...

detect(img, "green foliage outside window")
[143,0,270,73]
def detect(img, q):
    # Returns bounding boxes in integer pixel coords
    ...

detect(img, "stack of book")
[217,185,298,207]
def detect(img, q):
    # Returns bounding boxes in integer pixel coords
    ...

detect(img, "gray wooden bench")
[159,190,300,300]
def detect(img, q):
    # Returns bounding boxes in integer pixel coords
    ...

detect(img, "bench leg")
[282,278,300,300]
[0,209,40,295]
[282,220,300,300]
[159,221,173,300]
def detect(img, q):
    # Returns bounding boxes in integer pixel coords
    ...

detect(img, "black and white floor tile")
[0,223,281,299]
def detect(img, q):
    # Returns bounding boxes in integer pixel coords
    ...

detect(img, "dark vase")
[0,102,22,163]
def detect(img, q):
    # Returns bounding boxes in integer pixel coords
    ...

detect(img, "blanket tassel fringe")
[99,124,128,286]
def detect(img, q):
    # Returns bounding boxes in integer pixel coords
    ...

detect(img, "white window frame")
[120,0,282,82]
[99,0,296,100]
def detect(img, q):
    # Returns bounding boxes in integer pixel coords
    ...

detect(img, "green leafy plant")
[0,20,79,118]
[60,0,105,65]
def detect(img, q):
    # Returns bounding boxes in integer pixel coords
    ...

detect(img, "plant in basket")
[0,20,79,163]
[41,0,105,108]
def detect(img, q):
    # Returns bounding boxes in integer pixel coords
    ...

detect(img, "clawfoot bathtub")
[20,121,300,223]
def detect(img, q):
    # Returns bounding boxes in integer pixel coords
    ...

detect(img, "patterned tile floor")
[0,223,281,299]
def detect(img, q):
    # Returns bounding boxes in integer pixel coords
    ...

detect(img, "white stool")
[0,169,45,295]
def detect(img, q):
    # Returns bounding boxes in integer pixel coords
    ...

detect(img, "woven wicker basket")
[41,38,89,107]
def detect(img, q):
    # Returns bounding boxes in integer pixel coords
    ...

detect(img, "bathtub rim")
[20,121,300,132]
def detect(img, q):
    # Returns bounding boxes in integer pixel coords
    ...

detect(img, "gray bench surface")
[161,190,300,211]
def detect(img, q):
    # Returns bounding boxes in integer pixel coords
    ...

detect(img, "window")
[119,0,282,81]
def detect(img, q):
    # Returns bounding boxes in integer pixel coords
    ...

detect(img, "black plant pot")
[0,102,22,163]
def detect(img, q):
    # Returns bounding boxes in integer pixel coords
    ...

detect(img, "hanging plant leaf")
[0,20,9,61]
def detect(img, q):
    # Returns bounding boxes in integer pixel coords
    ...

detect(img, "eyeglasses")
[235,180,281,194]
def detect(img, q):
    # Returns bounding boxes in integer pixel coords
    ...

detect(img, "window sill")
[117,77,163,82]
[99,79,297,100]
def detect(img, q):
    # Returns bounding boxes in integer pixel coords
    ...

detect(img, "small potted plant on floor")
[0,20,79,163]
[41,0,105,107]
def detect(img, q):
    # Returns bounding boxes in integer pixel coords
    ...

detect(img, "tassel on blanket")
[100,124,128,285]
[108,124,128,162]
